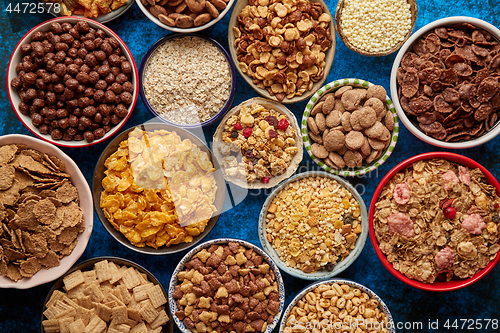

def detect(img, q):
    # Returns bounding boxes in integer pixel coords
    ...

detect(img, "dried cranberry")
[269,129,278,138]
[234,123,242,130]
[250,157,258,165]
[277,118,289,131]
[265,116,278,128]
[261,176,270,184]
[245,150,254,158]
[444,207,456,219]
[231,131,238,138]
[243,127,252,137]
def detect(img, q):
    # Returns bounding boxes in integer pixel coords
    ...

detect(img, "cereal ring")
[307,117,319,135]
[345,131,365,150]
[384,111,395,130]
[344,150,363,168]
[341,112,352,132]
[326,110,342,128]
[328,152,346,168]
[367,85,386,101]
[334,85,353,98]
[315,112,327,132]
[311,143,329,159]
[358,107,377,128]
[324,130,345,152]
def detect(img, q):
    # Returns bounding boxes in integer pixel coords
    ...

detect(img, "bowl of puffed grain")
[258,171,368,280]
[335,0,417,56]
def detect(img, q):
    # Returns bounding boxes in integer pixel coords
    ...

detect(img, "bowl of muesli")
[139,33,236,127]
[213,97,303,189]
[369,152,500,291]
[259,171,368,280]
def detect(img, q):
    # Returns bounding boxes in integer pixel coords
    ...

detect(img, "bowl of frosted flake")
[335,0,418,56]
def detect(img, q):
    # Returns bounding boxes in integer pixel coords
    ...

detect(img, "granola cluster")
[220,103,298,183]
[373,159,500,284]
[266,176,362,273]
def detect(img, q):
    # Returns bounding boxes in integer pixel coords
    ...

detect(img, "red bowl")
[7,16,138,147]
[369,152,500,292]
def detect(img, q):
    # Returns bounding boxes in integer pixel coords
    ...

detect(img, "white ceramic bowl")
[136,0,235,33]
[390,16,500,149]
[303,79,399,177]
[279,279,396,333]
[169,238,285,333]
[0,134,93,289]
[7,17,138,148]
[258,171,368,280]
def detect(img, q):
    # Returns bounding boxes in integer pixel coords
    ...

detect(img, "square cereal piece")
[126,318,138,328]
[106,292,126,307]
[85,315,107,333]
[112,305,128,325]
[83,270,97,284]
[54,308,77,320]
[147,326,162,333]
[58,316,74,333]
[44,305,63,320]
[133,283,154,302]
[76,296,93,310]
[68,319,86,333]
[93,302,113,322]
[46,290,66,309]
[109,261,122,284]
[139,299,159,323]
[127,303,142,322]
[138,273,149,285]
[115,284,133,304]
[129,322,148,333]
[67,283,85,299]
[94,260,112,283]
[63,270,84,291]
[108,321,131,333]
[84,282,105,303]
[75,305,94,326]
[146,285,167,308]
[122,267,142,290]
[150,309,169,329]
[42,319,60,333]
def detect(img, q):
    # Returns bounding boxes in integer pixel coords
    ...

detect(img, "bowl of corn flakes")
[92,123,225,255]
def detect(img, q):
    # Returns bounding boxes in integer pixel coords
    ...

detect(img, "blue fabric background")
[1,1,500,332]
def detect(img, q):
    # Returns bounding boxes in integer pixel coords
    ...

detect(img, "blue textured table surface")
[1,1,500,332]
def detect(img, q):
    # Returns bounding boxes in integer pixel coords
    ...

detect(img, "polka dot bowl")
[302,78,399,177]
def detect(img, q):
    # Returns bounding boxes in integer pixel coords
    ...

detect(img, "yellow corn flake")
[100,127,218,249]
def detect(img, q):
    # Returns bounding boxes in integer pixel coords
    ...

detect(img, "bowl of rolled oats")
[228,0,335,103]
[168,238,285,333]
[280,279,395,333]
[92,123,225,255]
[41,256,174,333]
[139,34,236,127]
[213,97,303,189]
[259,171,368,280]
[391,16,500,148]
[370,152,500,291]
[0,134,93,289]
[303,79,399,177]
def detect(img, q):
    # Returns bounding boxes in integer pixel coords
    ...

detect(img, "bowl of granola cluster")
[259,171,368,280]
[228,0,335,103]
[391,16,500,148]
[370,152,500,291]
[213,97,303,189]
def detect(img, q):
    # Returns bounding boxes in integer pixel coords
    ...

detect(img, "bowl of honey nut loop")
[228,0,335,103]
[7,17,138,147]
[280,279,396,333]
[139,33,237,127]
[41,256,174,333]
[213,97,303,189]
[169,238,285,333]
[303,79,399,177]
[92,123,225,255]
[258,171,368,280]
[335,0,417,57]
[391,16,500,149]
[370,152,500,292]
[0,134,93,289]
[37,0,135,23]
[136,0,235,32]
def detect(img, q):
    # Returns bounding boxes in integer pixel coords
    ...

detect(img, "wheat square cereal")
[129,322,148,333]
[42,318,60,333]
[150,309,169,329]
[76,296,93,310]
[108,321,132,333]
[108,261,122,284]
[54,308,77,320]
[83,270,97,284]
[66,283,85,299]
[139,299,159,323]
[146,285,167,308]
[133,283,154,302]
[46,290,65,308]
[63,269,85,291]
[126,318,138,328]
[147,326,162,333]
[85,315,107,333]
[59,316,75,333]
[122,267,142,290]
[116,284,133,305]
[127,304,142,322]
[44,305,63,320]
[75,305,94,325]
[112,305,128,325]
[84,282,105,303]
[93,302,113,322]
[107,292,126,307]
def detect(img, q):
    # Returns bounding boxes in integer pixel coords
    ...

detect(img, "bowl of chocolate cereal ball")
[335,0,417,56]
[370,152,500,291]
[139,33,236,127]
[259,171,368,280]
[169,238,285,333]
[228,0,336,103]
[391,16,500,148]
[303,79,399,177]
[7,17,138,147]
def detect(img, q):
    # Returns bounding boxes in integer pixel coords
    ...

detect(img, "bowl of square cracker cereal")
[391,16,500,149]
[168,238,285,333]
[370,152,500,291]
[259,171,368,280]
[303,79,399,177]
[41,256,174,333]
[0,134,93,289]
[92,123,225,255]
